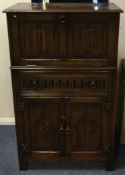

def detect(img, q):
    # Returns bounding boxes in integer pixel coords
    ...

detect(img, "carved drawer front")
[12,69,114,97]
[10,13,119,66]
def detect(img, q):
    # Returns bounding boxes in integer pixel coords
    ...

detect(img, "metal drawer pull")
[89,80,97,89]
[29,79,41,89]
[32,80,37,87]
[59,15,66,24]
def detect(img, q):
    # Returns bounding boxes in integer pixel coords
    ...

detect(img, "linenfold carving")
[35,106,48,132]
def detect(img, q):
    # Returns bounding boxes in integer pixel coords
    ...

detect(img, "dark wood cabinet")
[4,2,123,170]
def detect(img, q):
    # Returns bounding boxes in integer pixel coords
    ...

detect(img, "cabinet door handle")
[59,125,65,134]
[65,125,71,135]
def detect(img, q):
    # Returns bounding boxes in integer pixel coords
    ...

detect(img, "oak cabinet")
[4,2,123,170]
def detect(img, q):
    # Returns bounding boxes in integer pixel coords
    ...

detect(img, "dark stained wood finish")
[11,69,114,97]
[23,98,65,159]
[7,13,120,67]
[4,3,122,171]
[67,97,110,159]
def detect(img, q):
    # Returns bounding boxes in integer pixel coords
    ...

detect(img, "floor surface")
[0,125,125,175]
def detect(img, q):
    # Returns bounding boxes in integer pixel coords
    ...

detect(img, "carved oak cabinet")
[4,2,123,170]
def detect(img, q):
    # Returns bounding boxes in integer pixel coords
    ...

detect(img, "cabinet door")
[66,97,111,160]
[23,98,66,161]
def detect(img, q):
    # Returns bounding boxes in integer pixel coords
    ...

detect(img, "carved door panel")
[9,14,68,65]
[17,21,54,61]
[19,21,68,59]
[71,23,107,58]
[68,14,119,66]
[23,98,66,161]
[66,97,111,160]
[54,23,68,58]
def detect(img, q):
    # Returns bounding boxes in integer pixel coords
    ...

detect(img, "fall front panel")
[8,13,119,66]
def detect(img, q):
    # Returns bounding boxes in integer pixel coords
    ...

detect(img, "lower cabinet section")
[15,96,115,170]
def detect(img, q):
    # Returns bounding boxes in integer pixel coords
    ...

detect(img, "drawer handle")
[89,80,97,89]
[65,125,71,135]
[59,125,65,134]
[32,80,37,88]
[59,15,66,24]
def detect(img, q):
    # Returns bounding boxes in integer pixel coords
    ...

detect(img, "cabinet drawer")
[12,69,114,97]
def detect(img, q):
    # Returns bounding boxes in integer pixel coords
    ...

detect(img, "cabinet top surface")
[3,3,123,13]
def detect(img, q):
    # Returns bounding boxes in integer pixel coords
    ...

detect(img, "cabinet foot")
[105,160,114,171]
[19,161,28,170]
[105,166,114,171]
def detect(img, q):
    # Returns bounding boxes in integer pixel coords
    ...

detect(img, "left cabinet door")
[19,98,65,163]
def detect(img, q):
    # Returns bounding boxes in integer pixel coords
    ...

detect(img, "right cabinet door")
[66,97,111,160]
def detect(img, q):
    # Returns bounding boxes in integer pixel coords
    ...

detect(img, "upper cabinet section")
[5,3,123,67]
